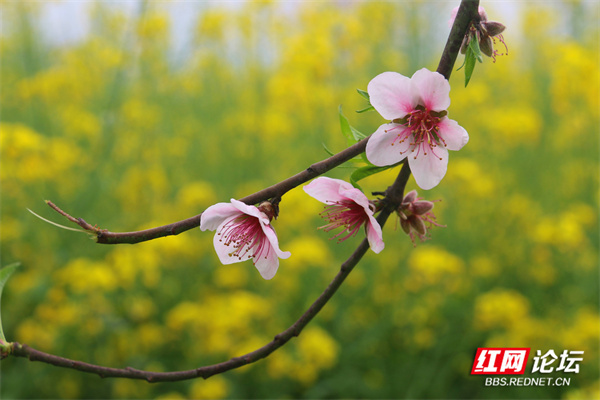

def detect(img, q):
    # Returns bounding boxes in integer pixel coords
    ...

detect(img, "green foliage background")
[0,1,598,399]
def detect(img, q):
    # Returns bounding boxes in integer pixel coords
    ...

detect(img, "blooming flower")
[366,68,469,190]
[449,6,508,62]
[303,177,384,253]
[398,190,444,245]
[200,199,291,280]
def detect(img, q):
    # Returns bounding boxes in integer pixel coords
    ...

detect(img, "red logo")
[471,348,531,375]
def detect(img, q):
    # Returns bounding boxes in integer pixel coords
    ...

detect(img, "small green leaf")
[456,55,467,72]
[349,175,363,192]
[350,126,367,141]
[468,34,484,63]
[0,263,20,344]
[360,151,371,165]
[323,143,364,165]
[339,105,355,144]
[356,105,375,114]
[322,142,335,156]
[339,105,367,145]
[350,165,394,190]
[464,47,477,87]
[356,88,370,100]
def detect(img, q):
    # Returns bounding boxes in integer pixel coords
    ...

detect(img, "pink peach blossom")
[366,68,469,190]
[303,177,384,253]
[200,199,290,280]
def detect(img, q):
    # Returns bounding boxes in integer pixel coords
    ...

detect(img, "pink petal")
[448,6,459,27]
[200,202,241,231]
[255,224,291,280]
[365,215,385,254]
[438,117,469,151]
[230,198,269,224]
[409,147,449,190]
[366,123,411,167]
[411,68,451,112]
[368,71,417,120]
[253,248,279,280]
[212,217,253,264]
[304,177,354,204]
[261,223,291,260]
[337,186,372,212]
[478,6,488,21]
[449,5,486,26]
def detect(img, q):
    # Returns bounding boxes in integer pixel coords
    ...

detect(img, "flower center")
[218,215,270,261]
[391,106,446,160]
[320,200,369,242]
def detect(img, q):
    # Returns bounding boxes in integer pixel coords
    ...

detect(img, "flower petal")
[261,223,291,260]
[368,71,417,120]
[409,147,449,190]
[304,177,354,204]
[230,198,269,224]
[254,224,291,280]
[365,215,385,254]
[253,247,279,280]
[200,202,241,231]
[337,186,372,212]
[478,6,488,21]
[439,117,469,151]
[366,123,411,167]
[448,6,459,27]
[411,68,451,112]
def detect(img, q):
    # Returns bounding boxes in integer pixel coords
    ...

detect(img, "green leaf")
[0,263,20,344]
[356,88,370,100]
[464,46,477,87]
[349,174,363,191]
[350,125,367,141]
[322,143,364,165]
[456,55,467,72]
[322,142,335,156]
[339,105,367,145]
[468,34,484,63]
[350,165,394,190]
[339,105,354,143]
[360,151,371,165]
[356,105,375,113]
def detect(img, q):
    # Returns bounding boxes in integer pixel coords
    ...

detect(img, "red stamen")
[319,200,369,242]
[218,215,271,261]
[399,108,444,159]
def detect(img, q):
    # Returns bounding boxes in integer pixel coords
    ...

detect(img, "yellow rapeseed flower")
[474,288,530,330]
[189,375,229,399]
[295,326,340,385]
[406,246,465,291]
